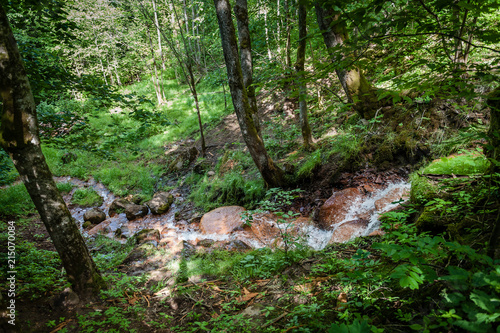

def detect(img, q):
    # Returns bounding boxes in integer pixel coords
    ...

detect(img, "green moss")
[422,151,490,175]
[71,188,104,207]
[410,173,440,205]
[415,206,447,233]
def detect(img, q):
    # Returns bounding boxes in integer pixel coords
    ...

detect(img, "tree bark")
[0,5,106,298]
[146,24,163,104]
[487,87,500,174]
[486,87,500,258]
[315,2,379,119]
[234,0,261,135]
[295,3,313,148]
[214,0,286,187]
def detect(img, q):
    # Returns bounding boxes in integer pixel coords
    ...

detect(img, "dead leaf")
[237,292,259,302]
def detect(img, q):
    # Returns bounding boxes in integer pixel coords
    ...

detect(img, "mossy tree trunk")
[487,86,500,258]
[315,2,379,119]
[214,0,286,187]
[295,3,314,149]
[0,5,106,298]
[234,0,261,135]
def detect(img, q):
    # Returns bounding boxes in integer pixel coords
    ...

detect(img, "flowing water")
[57,177,410,251]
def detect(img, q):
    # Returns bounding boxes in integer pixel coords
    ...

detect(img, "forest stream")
[58,176,410,251]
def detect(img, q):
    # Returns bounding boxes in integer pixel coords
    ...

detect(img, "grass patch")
[0,183,36,217]
[189,171,265,211]
[297,149,322,178]
[71,187,104,207]
[90,236,135,272]
[56,182,74,193]
[0,239,67,299]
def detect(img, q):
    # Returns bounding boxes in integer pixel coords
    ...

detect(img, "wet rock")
[198,239,215,247]
[83,208,106,225]
[225,240,252,251]
[147,192,174,215]
[115,225,133,239]
[368,229,385,237]
[188,212,203,224]
[88,220,112,235]
[200,206,246,234]
[181,240,196,258]
[134,229,161,245]
[374,187,410,212]
[109,198,132,217]
[319,188,365,229]
[330,219,369,243]
[125,204,149,221]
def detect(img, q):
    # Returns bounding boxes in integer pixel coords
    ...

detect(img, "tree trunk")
[283,0,292,69]
[486,87,500,258]
[315,2,379,119]
[487,87,500,174]
[214,0,286,187]
[234,0,261,135]
[295,3,313,148]
[152,0,165,70]
[146,24,163,104]
[165,0,206,155]
[0,5,106,298]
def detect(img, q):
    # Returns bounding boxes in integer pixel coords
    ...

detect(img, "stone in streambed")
[318,188,365,230]
[147,192,174,215]
[200,206,246,234]
[83,208,106,225]
[125,204,149,221]
[329,219,369,243]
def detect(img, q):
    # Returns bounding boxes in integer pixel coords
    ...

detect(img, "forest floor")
[1,79,498,333]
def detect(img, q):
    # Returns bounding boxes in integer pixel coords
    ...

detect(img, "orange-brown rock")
[244,214,313,248]
[374,188,410,212]
[368,229,385,237]
[319,188,365,229]
[330,219,369,243]
[199,206,246,234]
[88,220,111,235]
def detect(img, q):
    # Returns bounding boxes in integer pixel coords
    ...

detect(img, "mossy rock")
[409,175,441,205]
[415,206,449,234]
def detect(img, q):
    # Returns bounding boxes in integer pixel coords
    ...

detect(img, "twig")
[262,312,288,328]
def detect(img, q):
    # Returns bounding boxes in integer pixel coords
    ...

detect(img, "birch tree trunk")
[234,0,261,135]
[295,3,313,148]
[0,5,106,298]
[214,0,286,187]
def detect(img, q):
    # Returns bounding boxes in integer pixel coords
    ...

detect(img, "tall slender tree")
[234,0,261,134]
[214,0,286,187]
[0,5,106,298]
[295,2,313,148]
